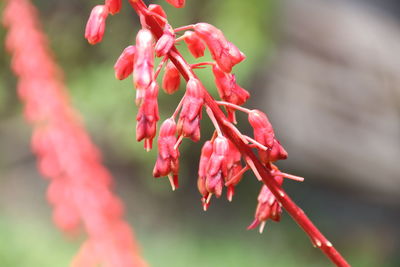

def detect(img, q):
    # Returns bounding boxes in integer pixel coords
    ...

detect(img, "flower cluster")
[85,0,305,234]
[3,0,145,266]
[2,0,351,265]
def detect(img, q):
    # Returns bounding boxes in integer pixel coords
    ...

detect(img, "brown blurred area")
[261,0,400,202]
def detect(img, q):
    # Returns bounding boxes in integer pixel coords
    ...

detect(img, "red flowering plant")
[2,0,351,266]
[84,0,351,266]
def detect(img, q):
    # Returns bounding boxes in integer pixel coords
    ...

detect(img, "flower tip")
[247,219,259,230]
[227,186,234,202]
[168,175,179,191]
[144,139,153,152]
[259,221,266,234]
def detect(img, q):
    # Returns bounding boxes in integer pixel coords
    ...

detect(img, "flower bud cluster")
[153,119,180,190]
[177,78,204,142]
[197,136,244,209]
[85,0,300,236]
[247,176,283,233]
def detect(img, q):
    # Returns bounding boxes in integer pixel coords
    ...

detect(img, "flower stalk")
[127,1,350,266]
[84,0,351,266]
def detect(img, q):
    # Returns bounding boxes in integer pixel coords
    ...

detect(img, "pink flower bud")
[153,118,179,179]
[155,24,175,57]
[114,45,136,80]
[205,136,229,198]
[198,140,213,197]
[162,62,180,94]
[105,0,122,15]
[248,110,288,163]
[136,81,159,151]
[148,4,167,27]
[165,0,185,8]
[134,29,154,93]
[248,177,284,233]
[212,64,249,121]
[224,141,243,201]
[53,203,80,233]
[85,5,109,45]
[177,78,204,142]
[194,23,245,72]
[248,110,274,147]
[268,139,288,162]
[184,31,205,58]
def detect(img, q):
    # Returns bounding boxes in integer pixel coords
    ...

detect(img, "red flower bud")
[184,31,205,58]
[205,136,229,198]
[105,0,122,15]
[194,23,245,72]
[212,64,249,121]
[155,24,175,57]
[153,119,179,174]
[136,81,159,151]
[248,177,283,233]
[162,62,180,94]
[114,45,136,80]
[248,110,274,148]
[177,78,204,142]
[268,139,288,162]
[134,29,154,93]
[148,4,167,27]
[248,110,288,163]
[165,0,185,8]
[85,5,109,45]
[224,141,243,201]
[53,202,80,233]
[197,140,213,197]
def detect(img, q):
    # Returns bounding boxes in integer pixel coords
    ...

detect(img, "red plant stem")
[129,1,350,266]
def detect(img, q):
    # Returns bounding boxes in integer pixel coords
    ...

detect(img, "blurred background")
[1,0,399,266]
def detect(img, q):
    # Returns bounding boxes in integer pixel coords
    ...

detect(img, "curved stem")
[128,1,350,266]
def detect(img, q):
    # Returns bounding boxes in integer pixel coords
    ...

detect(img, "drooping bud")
[136,81,159,151]
[114,45,136,80]
[248,177,283,233]
[153,118,180,190]
[155,24,175,57]
[248,110,274,148]
[197,140,213,198]
[85,5,109,45]
[177,78,204,142]
[162,62,181,94]
[268,139,288,162]
[134,29,154,98]
[194,23,245,73]
[224,141,243,201]
[212,64,249,122]
[248,110,287,163]
[165,0,185,8]
[105,0,122,15]
[183,31,206,58]
[205,136,229,198]
[148,4,167,27]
